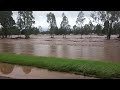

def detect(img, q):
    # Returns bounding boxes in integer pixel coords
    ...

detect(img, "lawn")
[0,53,120,79]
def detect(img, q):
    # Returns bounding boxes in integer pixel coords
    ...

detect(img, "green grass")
[0,53,120,79]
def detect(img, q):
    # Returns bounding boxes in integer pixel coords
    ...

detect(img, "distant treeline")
[0,11,120,39]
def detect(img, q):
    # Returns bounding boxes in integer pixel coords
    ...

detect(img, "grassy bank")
[0,53,120,78]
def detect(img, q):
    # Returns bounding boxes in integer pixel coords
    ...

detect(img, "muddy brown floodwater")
[0,35,119,79]
[0,35,120,63]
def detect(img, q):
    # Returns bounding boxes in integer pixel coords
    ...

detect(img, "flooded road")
[0,35,120,63]
[0,63,96,79]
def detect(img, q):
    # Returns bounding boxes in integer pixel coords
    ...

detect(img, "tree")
[30,27,39,35]
[17,11,35,39]
[103,20,109,35]
[95,24,102,35]
[54,26,59,35]
[90,11,101,24]
[103,11,120,39]
[58,27,63,35]
[0,11,15,38]
[7,17,16,38]
[76,11,85,39]
[91,11,120,40]
[83,24,91,35]
[67,25,71,35]
[73,25,77,35]
[79,27,84,38]
[9,26,19,38]
[17,11,24,37]
[89,19,94,38]
[60,13,70,38]
[113,22,120,38]
[47,12,58,38]
[0,26,2,38]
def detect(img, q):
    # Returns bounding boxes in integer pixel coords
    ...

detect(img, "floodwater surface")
[0,35,120,63]
[0,63,97,79]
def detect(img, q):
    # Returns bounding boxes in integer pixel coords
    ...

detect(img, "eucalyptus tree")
[60,13,70,38]
[91,11,120,40]
[0,11,15,38]
[76,11,85,38]
[17,11,35,39]
[47,12,58,38]
[17,11,24,37]
[89,19,94,38]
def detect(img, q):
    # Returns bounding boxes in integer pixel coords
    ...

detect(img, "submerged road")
[0,63,97,79]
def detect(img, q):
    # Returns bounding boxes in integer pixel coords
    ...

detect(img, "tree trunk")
[107,22,112,40]
[51,34,54,38]
[4,31,7,38]
[2,34,4,39]
[2,35,4,39]
[80,34,82,39]
[53,34,54,38]
[117,33,120,40]
[50,34,52,38]
[11,35,12,39]
[107,33,111,40]
[5,34,7,38]
[25,29,30,39]
[20,30,21,37]
[89,32,92,38]
[50,34,54,38]
[118,35,120,38]
[118,30,120,38]
[65,34,66,38]
[25,35,30,39]
[4,28,8,38]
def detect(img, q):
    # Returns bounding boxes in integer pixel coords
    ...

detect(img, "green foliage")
[0,11,15,38]
[95,24,103,35]
[91,11,120,39]
[9,26,20,35]
[30,27,40,35]
[113,22,120,35]
[83,24,91,35]
[17,11,35,39]
[47,12,58,38]
[1,11,120,38]
[75,11,86,38]
[76,11,85,26]
[73,25,78,35]
[60,13,70,38]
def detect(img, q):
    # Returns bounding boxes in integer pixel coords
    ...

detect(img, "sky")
[12,11,95,30]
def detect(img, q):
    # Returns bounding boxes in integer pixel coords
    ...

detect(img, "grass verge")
[0,53,120,79]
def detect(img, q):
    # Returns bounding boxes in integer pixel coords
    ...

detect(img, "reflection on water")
[0,63,14,74]
[14,42,34,55]
[22,66,32,74]
[0,37,120,62]
[0,63,96,79]
[0,63,32,74]
[104,42,120,62]
[0,43,15,53]
[49,45,57,57]
[61,45,68,58]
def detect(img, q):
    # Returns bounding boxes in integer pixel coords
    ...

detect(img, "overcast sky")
[12,11,95,30]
